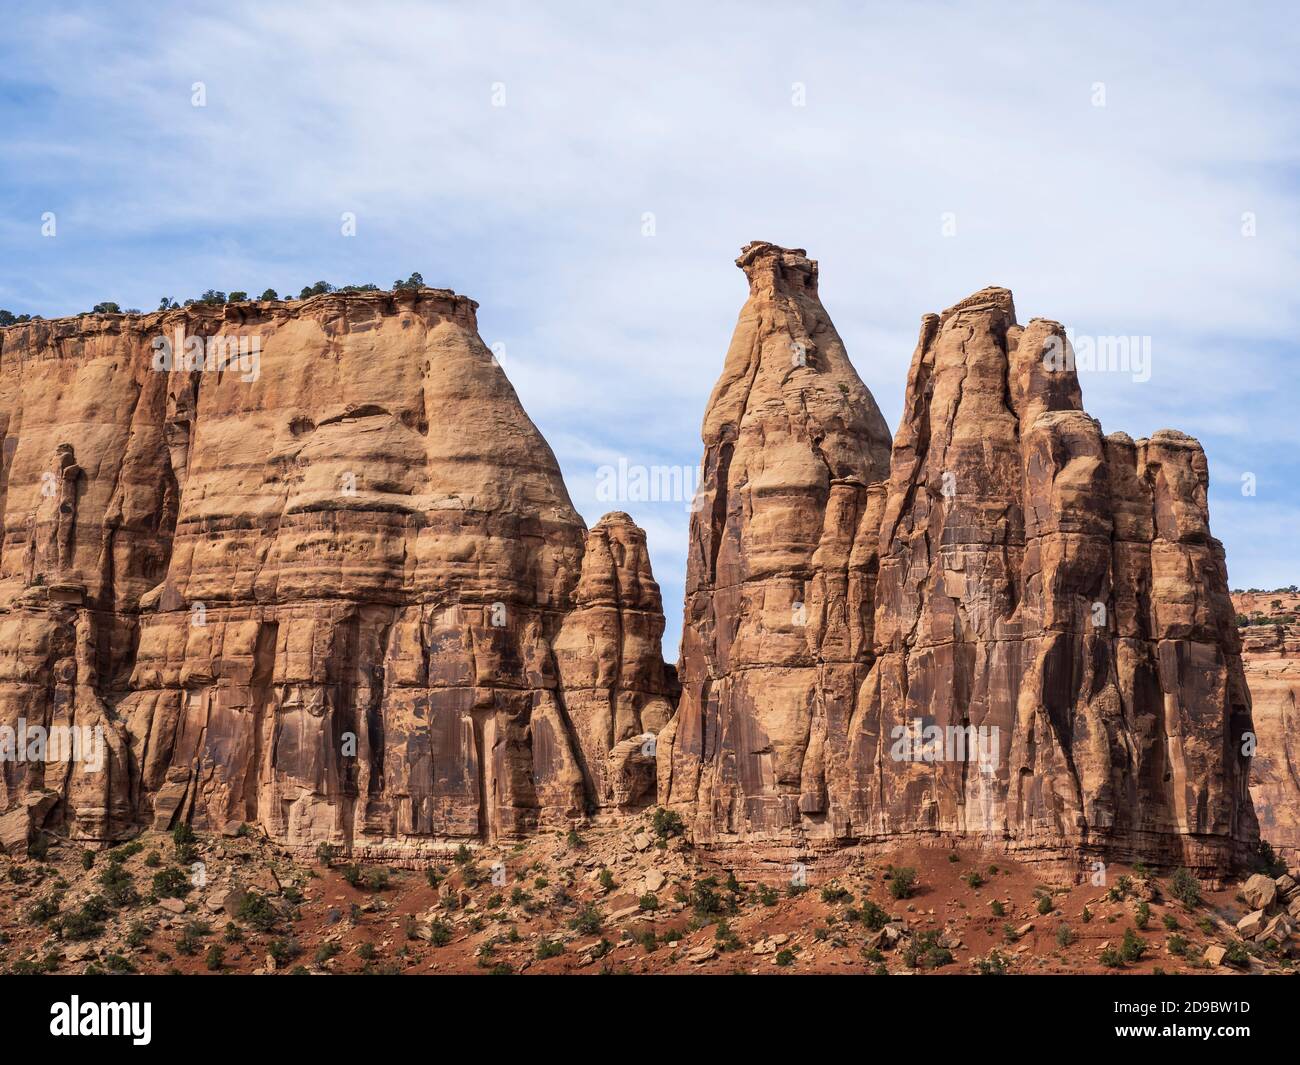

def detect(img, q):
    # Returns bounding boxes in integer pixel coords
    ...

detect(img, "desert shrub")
[858,900,889,931]
[1120,927,1145,963]
[268,938,301,966]
[99,861,139,907]
[535,938,564,960]
[1170,868,1201,908]
[151,867,191,899]
[652,808,684,839]
[569,903,603,936]
[887,867,918,900]
[314,942,342,965]
[236,892,279,932]
[902,931,952,970]
[1222,941,1250,968]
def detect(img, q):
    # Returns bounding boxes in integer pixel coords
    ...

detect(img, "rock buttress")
[659,241,893,846]
[0,291,674,855]
[1232,591,1300,864]
[836,288,1256,874]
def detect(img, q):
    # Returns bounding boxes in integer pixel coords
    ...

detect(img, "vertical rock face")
[660,241,894,844]
[554,512,679,813]
[838,289,1256,872]
[1232,591,1300,864]
[665,245,1257,875]
[0,292,673,854]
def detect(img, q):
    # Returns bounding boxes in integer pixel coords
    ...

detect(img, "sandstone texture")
[659,241,894,844]
[0,290,673,855]
[1231,590,1300,863]
[662,243,1257,875]
[0,245,1274,881]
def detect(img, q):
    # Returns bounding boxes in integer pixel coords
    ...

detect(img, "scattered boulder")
[1242,873,1277,911]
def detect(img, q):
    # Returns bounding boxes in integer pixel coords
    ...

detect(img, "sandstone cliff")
[663,245,1257,875]
[1232,591,1300,864]
[659,242,894,845]
[0,248,1268,878]
[0,291,673,855]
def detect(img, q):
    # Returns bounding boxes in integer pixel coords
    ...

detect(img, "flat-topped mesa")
[0,288,675,856]
[659,241,894,847]
[836,286,1256,874]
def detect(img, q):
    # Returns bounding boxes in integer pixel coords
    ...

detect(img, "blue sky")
[2,1,1298,657]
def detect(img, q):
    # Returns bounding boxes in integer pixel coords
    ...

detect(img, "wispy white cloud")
[2,0,1298,655]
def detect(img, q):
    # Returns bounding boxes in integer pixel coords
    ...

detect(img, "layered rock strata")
[1232,591,1300,863]
[663,244,1257,875]
[0,291,672,855]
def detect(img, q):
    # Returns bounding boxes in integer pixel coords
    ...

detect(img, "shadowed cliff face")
[0,291,674,855]
[1232,591,1300,865]
[663,245,1257,876]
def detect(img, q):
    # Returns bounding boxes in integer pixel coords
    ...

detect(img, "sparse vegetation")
[886,866,917,900]
[1170,868,1201,908]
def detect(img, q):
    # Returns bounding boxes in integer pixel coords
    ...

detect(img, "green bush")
[652,807,684,840]
[569,903,603,936]
[858,900,889,931]
[887,867,918,900]
[1222,941,1250,968]
[902,931,952,970]
[1170,868,1201,908]
[151,867,191,899]
[1120,927,1145,963]
[268,938,301,966]
[98,861,139,907]
[535,938,564,960]
[314,942,342,965]
[236,892,279,932]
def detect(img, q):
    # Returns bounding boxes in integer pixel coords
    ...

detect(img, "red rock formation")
[0,292,673,855]
[665,247,1257,876]
[555,512,679,813]
[659,241,894,843]
[1232,591,1300,864]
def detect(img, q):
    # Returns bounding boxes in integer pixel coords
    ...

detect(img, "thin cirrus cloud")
[2,1,1297,657]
